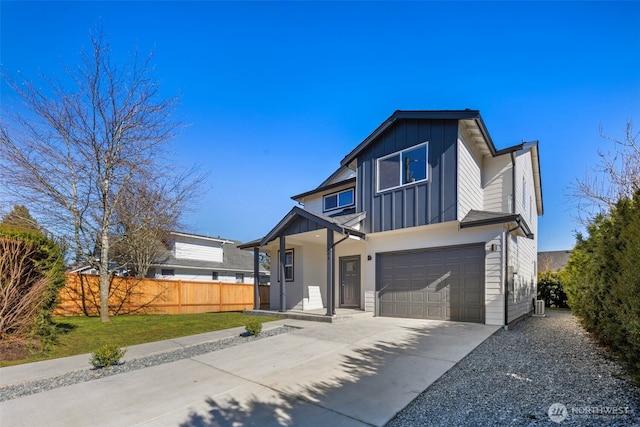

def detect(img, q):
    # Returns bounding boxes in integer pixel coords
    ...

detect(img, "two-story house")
[148,231,269,284]
[241,110,542,326]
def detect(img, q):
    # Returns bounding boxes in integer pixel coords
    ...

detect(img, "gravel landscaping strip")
[387,310,640,426]
[0,325,295,403]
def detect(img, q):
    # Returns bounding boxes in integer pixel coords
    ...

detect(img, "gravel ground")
[0,325,295,403]
[387,310,640,426]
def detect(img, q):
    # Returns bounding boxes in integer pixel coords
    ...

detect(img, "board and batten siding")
[357,119,458,233]
[174,239,223,263]
[457,135,483,221]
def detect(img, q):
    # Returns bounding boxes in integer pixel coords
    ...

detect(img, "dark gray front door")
[376,244,485,323]
[340,256,361,307]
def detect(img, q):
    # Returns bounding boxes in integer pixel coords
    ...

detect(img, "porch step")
[245,309,373,323]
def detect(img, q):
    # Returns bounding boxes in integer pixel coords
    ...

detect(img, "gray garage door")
[376,244,485,323]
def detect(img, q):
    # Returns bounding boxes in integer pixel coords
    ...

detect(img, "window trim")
[277,248,294,282]
[322,188,355,213]
[376,141,429,193]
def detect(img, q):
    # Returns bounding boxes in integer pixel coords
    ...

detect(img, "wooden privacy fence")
[55,273,270,316]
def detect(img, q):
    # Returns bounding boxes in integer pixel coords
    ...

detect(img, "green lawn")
[0,312,278,367]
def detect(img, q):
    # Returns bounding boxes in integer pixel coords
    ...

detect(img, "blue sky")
[1,1,639,251]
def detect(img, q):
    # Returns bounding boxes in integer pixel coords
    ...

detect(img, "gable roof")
[240,206,366,248]
[340,110,497,167]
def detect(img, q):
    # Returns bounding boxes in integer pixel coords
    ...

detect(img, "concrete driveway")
[1,316,499,426]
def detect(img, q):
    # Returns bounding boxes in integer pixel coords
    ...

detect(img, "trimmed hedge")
[563,190,640,383]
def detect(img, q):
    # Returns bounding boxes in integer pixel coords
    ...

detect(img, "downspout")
[504,229,509,330]
[510,151,517,215]
[504,151,517,329]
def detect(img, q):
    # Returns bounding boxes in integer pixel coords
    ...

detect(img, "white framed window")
[377,142,428,192]
[161,269,174,276]
[235,273,244,283]
[323,188,354,212]
[277,249,294,282]
[212,271,219,281]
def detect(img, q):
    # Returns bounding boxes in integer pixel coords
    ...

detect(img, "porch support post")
[279,236,287,312]
[326,230,335,316]
[253,247,260,310]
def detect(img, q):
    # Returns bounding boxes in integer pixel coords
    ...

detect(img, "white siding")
[483,155,512,213]
[303,196,324,214]
[154,268,254,284]
[507,149,538,322]
[174,240,223,262]
[457,136,483,220]
[301,185,356,215]
[485,233,505,325]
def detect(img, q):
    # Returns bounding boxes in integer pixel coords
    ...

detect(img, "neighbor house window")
[277,249,294,282]
[323,188,355,212]
[212,271,219,281]
[377,142,428,192]
[235,273,244,283]
[161,269,174,276]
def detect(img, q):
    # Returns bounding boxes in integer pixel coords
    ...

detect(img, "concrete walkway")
[0,317,499,426]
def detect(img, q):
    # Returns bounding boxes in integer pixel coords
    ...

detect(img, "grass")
[0,312,278,367]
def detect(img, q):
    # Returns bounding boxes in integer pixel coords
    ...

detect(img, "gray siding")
[357,119,458,233]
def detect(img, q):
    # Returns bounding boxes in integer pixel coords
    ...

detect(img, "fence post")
[178,280,183,314]
[219,283,224,312]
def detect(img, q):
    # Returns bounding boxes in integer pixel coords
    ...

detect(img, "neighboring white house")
[241,110,543,326]
[148,231,269,284]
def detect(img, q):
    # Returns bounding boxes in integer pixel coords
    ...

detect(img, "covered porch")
[239,206,366,317]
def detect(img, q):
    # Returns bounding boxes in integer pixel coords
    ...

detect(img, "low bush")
[244,318,262,336]
[537,270,568,308]
[90,344,127,368]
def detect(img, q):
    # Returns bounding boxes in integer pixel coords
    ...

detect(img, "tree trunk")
[99,227,110,322]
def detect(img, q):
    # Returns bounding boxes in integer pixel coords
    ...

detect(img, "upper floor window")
[377,142,428,192]
[323,188,354,212]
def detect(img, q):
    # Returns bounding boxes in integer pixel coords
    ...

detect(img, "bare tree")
[0,29,201,322]
[569,120,639,223]
[111,179,185,278]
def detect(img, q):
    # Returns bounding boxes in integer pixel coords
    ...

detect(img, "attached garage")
[376,244,485,323]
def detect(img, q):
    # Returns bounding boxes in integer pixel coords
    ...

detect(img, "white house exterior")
[148,231,269,285]
[241,110,543,326]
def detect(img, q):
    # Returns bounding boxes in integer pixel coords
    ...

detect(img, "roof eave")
[340,109,494,166]
[291,177,357,202]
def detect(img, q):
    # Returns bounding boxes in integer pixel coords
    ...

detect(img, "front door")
[340,256,361,307]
